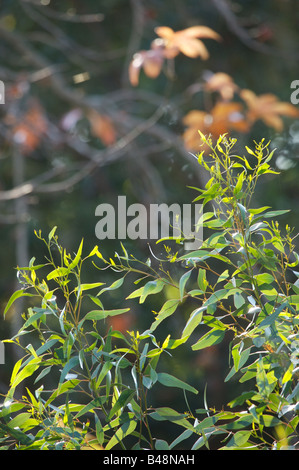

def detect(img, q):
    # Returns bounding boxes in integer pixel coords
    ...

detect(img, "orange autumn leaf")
[129,24,220,86]
[240,89,299,131]
[182,110,210,150]
[129,48,164,86]
[154,25,221,59]
[204,72,239,101]
[87,110,116,146]
[12,102,47,154]
[183,103,249,150]
[209,102,250,135]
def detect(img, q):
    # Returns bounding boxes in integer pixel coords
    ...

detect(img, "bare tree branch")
[21,0,104,23]
[211,0,299,59]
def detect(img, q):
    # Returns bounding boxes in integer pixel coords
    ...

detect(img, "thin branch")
[122,0,146,87]
[0,167,65,201]
[211,0,299,59]
[21,0,104,23]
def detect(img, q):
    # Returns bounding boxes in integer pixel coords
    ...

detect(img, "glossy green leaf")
[47,267,69,280]
[105,419,137,450]
[74,282,105,293]
[192,328,225,351]
[155,439,170,450]
[149,299,180,332]
[234,171,245,195]
[95,415,104,446]
[256,358,276,398]
[59,355,79,383]
[126,279,165,303]
[220,430,252,449]
[169,429,193,450]
[197,268,208,292]
[107,389,136,421]
[179,269,192,301]
[82,308,130,324]
[259,414,282,427]
[181,306,206,338]
[157,372,198,394]
[10,357,41,389]
[4,289,34,317]
[254,273,275,285]
[150,407,194,431]
[68,239,83,270]
[48,226,57,241]
[97,277,124,295]
[263,209,290,218]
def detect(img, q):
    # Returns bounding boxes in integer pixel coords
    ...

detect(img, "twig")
[21,0,104,23]
[121,0,145,87]
[211,0,299,59]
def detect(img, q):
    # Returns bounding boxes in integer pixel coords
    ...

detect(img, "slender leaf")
[107,389,136,421]
[81,308,130,325]
[10,357,41,389]
[179,269,192,301]
[105,419,137,450]
[4,290,34,317]
[59,356,79,383]
[192,328,225,351]
[157,372,198,394]
[182,306,206,338]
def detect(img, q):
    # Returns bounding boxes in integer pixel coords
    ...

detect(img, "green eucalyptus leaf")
[59,356,79,383]
[107,389,136,421]
[192,328,225,351]
[155,439,170,450]
[179,269,192,301]
[105,419,137,450]
[4,289,34,317]
[157,372,198,394]
[182,306,206,338]
[81,308,130,325]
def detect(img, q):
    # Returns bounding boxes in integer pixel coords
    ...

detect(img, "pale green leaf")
[182,306,206,338]
[105,419,137,450]
[4,289,34,317]
[192,328,225,351]
[81,308,130,325]
[179,269,192,301]
[157,372,198,394]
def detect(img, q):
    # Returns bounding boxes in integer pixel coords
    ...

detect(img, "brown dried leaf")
[88,110,116,147]
[204,72,239,100]
[210,102,250,134]
[155,25,221,59]
[240,89,299,131]
[12,102,47,154]
[182,103,249,150]
[129,50,164,86]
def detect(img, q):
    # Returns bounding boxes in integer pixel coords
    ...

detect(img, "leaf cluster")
[1,136,299,450]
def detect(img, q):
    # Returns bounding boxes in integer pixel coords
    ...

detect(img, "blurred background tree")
[0,0,299,434]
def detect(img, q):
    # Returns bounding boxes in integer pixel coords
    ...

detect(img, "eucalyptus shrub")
[1,135,299,450]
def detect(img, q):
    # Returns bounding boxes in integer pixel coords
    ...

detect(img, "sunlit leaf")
[241,89,299,131]
[157,372,198,394]
[192,328,225,351]
[155,25,221,59]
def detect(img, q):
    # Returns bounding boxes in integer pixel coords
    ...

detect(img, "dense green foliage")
[1,135,298,449]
